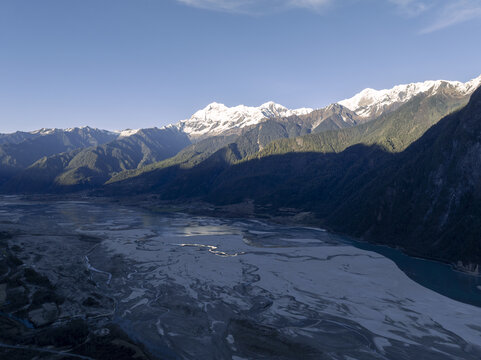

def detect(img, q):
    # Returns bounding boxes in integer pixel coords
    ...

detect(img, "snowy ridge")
[174,74,481,139]
[176,101,313,139]
[339,74,481,119]
[28,126,116,136]
[116,129,141,138]
[30,128,58,135]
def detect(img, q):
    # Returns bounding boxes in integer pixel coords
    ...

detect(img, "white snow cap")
[30,128,57,135]
[117,129,141,138]
[339,74,481,118]
[30,126,90,135]
[28,126,112,136]
[176,101,313,138]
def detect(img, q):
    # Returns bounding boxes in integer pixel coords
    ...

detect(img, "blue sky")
[1,0,480,133]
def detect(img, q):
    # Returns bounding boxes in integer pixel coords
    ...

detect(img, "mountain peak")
[117,128,141,138]
[176,102,314,139]
[339,74,481,119]
[204,102,228,110]
[260,101,285,109]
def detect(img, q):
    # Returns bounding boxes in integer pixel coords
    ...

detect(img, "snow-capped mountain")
[115,128,141,138]
[27,126,116,136]
[4,75,480,146]
[174,75,481,140]
[339,75,481,119]
[175,101,313,139]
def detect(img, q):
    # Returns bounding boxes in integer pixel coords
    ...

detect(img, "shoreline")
[12,192,481,278]
[1,194,481,358]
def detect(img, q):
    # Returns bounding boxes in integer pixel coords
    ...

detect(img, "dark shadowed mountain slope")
[327,86,481,268]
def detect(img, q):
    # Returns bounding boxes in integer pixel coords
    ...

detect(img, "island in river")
[1,196,481,359]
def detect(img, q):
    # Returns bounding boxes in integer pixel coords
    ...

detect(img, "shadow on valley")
[114,143,393,218]
[2,87,481,269]
[105,87,481,267]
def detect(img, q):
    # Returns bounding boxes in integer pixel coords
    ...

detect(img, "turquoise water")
[342,236,481,308]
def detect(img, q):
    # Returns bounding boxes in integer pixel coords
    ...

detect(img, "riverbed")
[1,196,481,359]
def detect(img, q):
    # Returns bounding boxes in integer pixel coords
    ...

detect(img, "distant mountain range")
[1,74,481,269]
[2,127,190,192]
[0,127,118,185]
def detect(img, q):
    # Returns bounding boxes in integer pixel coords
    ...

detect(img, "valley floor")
[1,196,481,359]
